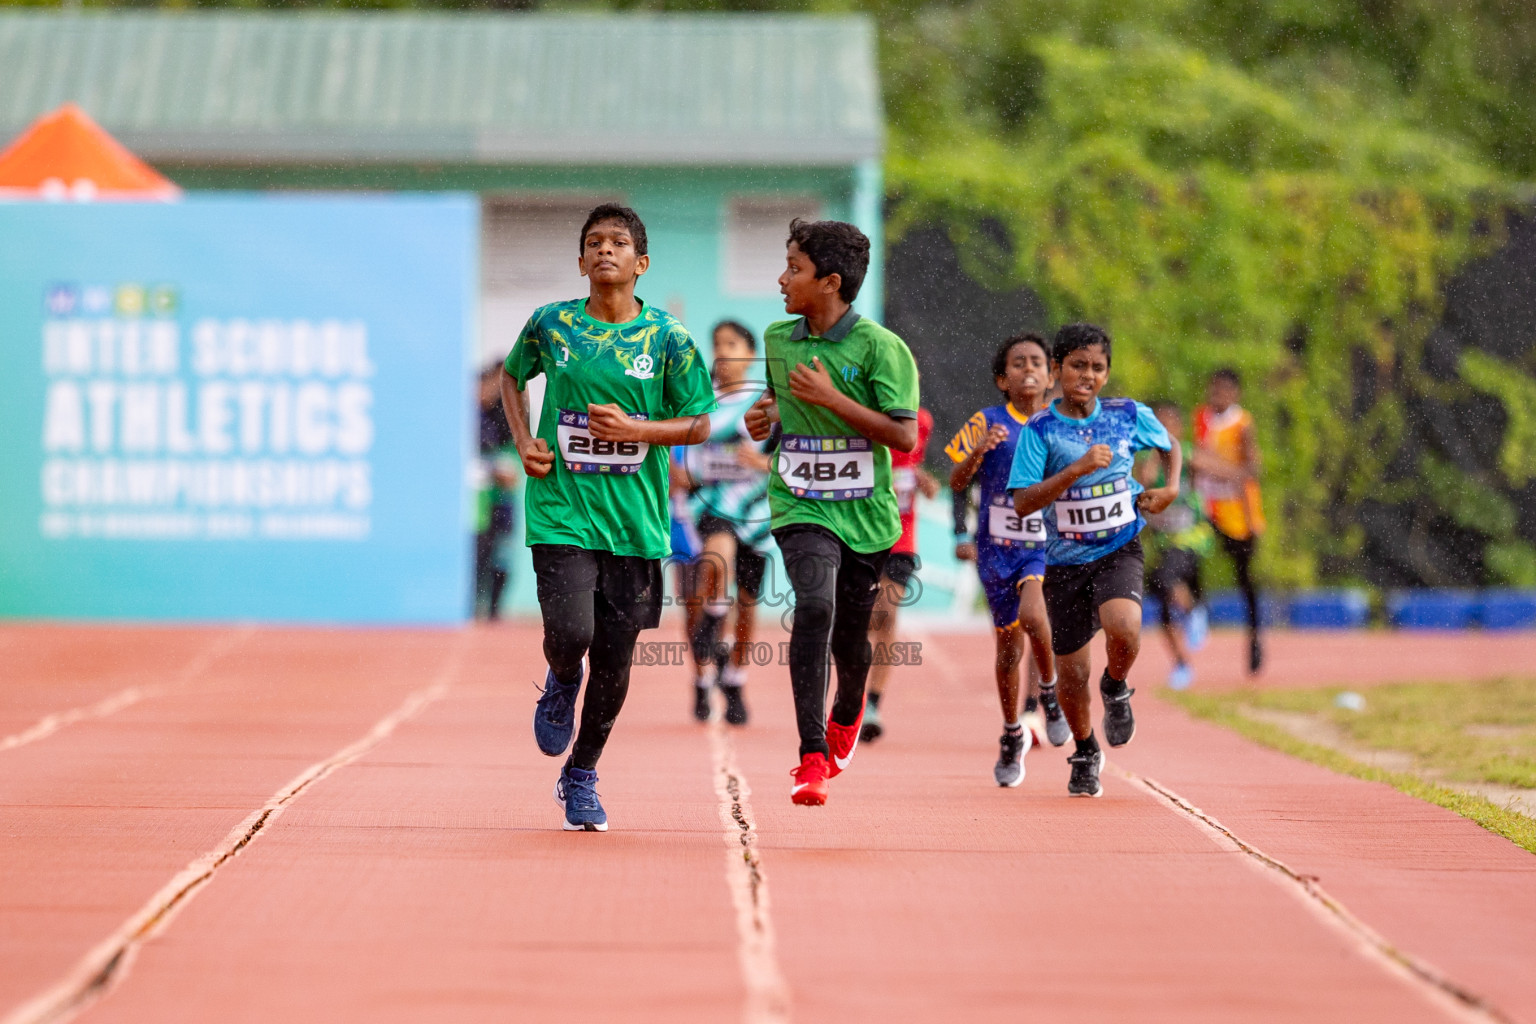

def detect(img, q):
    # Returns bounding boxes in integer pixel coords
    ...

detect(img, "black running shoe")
[994,728,1028,787]
[1039,688,1070,747]
[1067,748,1103,797]
[693,683,712,722]
[1248,634,1264,675]
[859,700,883,742]
[1100,680,1136,747]
[721,684,749,726]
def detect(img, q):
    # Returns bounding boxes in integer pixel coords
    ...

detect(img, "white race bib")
[1054,477,1137,541]
[557,409,649,474]
[691,442,759,484]
[987,494,1046,546]
[777,434,875,500]
[894,467,918,514]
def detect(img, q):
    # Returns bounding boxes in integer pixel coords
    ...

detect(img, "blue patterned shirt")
[1007,397,1171,565]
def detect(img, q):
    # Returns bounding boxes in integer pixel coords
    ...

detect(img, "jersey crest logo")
[841,365,859,383]
[625,353,655,380]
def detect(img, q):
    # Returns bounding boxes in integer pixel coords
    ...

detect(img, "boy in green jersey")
[500,204,715,832]
[745,219,920,806]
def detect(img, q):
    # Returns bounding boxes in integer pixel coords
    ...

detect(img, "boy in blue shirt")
[1008,324,1179,798]
[947,333,1069,787]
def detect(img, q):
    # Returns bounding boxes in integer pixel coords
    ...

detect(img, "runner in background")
[669,452,703,667]
[859,407,937,743]
[684,320,773,726]
[745,218,920,807]
[1192,368,1266,674]
[1137,401,1213,690]
[1009,323,1179,798]
[501,203,716,832]
[947,333,1067,787]
[475,364,519,620]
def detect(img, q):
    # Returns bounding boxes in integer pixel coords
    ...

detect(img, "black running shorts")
[1044,536,1145,655]
[882,551,919,591]
[696,513,737,540]
[531,545,663,632]
[736,545,767,600]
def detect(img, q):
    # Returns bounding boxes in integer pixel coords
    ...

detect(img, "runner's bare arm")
[1137,443,1181,515]
[1240,420,1261,478]
[1189,433,1254,482]
[1013,445,1113,516]
[500,368,556,479]
[949,423,1008,491]
[744,394,779,441]
[788,357,918,452]
[587,403,710,446]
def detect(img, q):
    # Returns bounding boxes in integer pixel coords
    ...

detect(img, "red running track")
[1,622,1533,1024]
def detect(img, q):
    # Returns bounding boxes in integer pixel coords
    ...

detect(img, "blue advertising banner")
[0,195,477,623]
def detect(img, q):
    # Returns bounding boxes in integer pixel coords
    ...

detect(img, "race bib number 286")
[777,434,874,500]
[557,409,650,474]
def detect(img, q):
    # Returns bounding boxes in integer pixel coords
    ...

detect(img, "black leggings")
[541,589,642,771]
[774,525,890,758]
[1219,532,1261,635]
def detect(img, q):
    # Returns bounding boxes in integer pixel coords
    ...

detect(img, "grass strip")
[1165,691,1536,856]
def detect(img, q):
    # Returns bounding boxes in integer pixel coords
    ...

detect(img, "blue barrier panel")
[1386,590,1478,630]
[0,195,477,623]
[1479,590,1536,630]
[1288,589,1370,629]
[1205,591,1279,627]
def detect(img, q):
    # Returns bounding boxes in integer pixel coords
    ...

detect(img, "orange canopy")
[0,103,180,201]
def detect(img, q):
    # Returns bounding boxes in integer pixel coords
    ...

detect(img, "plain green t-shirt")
[504,298,715,559]
[763,310,920,553]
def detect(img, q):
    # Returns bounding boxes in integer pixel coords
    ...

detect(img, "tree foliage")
[880,5,1523,584]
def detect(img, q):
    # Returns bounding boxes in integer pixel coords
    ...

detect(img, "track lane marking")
[1115,764,1516,1024]
[0,626,255,755]
[2,635,464,1024]
[706,718,792,1024]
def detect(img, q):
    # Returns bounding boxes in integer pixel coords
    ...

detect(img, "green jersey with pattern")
[763,310,920,553]
[504,298,715,559]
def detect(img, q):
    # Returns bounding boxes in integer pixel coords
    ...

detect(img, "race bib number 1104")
[777,434,874,500]
[1054,476,1137,541]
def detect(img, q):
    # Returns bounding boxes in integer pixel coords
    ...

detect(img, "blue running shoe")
[554,762,608,832]
[533,662,582,757]
[1168,663,1195,691]
[1186,605,1209,652]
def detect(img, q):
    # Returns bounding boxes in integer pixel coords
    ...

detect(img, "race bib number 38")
[1054,476,1137,541]
[557,409,650,474]
[987,494,1045,547]
[777,434,875,500]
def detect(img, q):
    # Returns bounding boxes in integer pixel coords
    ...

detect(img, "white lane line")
[1114,765,1515,1024]
[707,718,792,1024]
[0,626,256,754]
[2,637,464,1024]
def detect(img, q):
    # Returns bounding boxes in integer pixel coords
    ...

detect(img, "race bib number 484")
[777,434,874,500]
[1054,476,1137,541]
[557,409,650,474]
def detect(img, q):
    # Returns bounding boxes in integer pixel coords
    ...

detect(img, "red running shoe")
[790,752,831,806]
[825,713,864,778]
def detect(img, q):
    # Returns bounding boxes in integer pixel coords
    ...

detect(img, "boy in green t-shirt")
[500,204,715,832]
[745,219,920,806]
